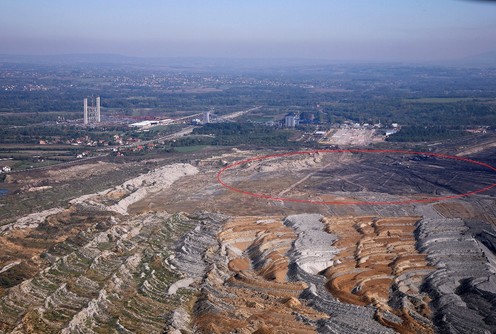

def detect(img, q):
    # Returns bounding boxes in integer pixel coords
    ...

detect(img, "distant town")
[0,61,494,174]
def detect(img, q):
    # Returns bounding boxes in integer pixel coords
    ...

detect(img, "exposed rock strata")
[186,214,436,334]
[190,216,324,334]
[2,207,496,333]
[322,216,434,334]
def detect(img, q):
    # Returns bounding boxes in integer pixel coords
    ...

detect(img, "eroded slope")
[193,216,324,333]
[323,216,434,334]
[179,214,438,334]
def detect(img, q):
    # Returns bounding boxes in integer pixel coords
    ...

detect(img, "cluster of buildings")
[0,166,12,173]
[284,111,321,127]
[192,110,212,125]
[128,118,174,128]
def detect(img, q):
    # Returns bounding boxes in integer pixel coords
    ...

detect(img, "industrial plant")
[83,96,101,125]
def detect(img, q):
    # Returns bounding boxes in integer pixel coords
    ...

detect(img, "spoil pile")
[418,218,496,333]
[70,163,198,215]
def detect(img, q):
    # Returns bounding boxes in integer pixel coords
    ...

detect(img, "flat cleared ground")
[321,128,383,146]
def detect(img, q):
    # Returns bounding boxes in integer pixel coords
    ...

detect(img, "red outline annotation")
[216,149,496,205]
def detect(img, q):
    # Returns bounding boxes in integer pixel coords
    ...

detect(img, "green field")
[173,145,207,153]
[12,159,61,170]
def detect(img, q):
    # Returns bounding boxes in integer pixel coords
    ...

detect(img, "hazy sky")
[0,0,495,61]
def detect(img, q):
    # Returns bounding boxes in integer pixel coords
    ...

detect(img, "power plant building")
[284,113,299,127]
[83,97,101,125]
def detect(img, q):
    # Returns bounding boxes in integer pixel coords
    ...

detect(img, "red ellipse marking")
[216,149,496,205]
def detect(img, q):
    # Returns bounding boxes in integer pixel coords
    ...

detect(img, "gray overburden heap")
[418,218,496,334]
[171,212,227,279]
[284,214,396,334]
[170,213,229,327]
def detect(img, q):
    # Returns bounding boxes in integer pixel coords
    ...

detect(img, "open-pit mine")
[1,143,496,334]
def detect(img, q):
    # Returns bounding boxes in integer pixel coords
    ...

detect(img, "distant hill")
[458,50,496,66]
[0,53,142,65]
[1,52,495,68]
[0,53,334,69]
[0,54,344,73]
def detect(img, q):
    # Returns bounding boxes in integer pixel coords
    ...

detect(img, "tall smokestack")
[203,111,210,124]
[96,96,101,122]
[83,98,88,125]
